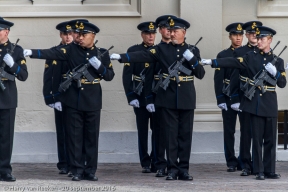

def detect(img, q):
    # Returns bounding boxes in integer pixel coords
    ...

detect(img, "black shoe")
[84,173,98,181]
[59,168,69,174]
[0,173,16,182]
[255,173,265,180]
[227,166,236,172]
[72,174,82,181]
[240,169,251,176]
[67,171,73,177]
[178,172,193,181]
[264,172,281,179]
[155,169,166,177]
[142,167,151,173]
[166,172,177,180]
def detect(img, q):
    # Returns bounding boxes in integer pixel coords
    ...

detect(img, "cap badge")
[237,24,242,31]
[149,22,154,30]
[66,25,72,30]
[169,19,175,27]
[256,28,260,35]
[75,21,79,28]
[78,23,84,30]
[252,22,257,29]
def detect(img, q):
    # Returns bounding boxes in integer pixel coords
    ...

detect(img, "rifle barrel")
[194,37,202,47]
[278,46,287,57]
[272,41,280,51]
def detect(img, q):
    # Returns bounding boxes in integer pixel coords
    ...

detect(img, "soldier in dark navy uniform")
[24,22,115,181]
[122,21,157,173]
[111,17,205,181]
[214,22,244,172]
[0,17,28,182]
[42,21,73,175]
[202,26,286,180]
[229,21,263,176]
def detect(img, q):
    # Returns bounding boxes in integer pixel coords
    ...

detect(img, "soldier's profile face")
[257,36,272,51]
[229,33,243,47]
[60,32,73,45]
[245,32,257,45]
[141,32,156,46]
[78,32,95,48]
[159,27,171,40]
[170,29,185,44]
[0,29,9,43]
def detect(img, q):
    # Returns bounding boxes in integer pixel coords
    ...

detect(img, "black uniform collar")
[229,45,238,51]
[259,49,272,56]
[247,42,257,49]
[0,39,9,48]
[170,41,186,47]
[142,42,153,48]
[81,44,96,51]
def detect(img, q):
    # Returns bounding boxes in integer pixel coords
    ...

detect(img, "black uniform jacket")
[30,42,115,111]
[43,43,68,105]
[119,41,205,110]
[212,49,286,117]
[230,43,259,104]
[214,45,235,105]
[122,42,155,107]
[0,40,28,109]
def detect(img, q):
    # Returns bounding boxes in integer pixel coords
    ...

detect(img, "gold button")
[87,53,89,55]
[81,88,84,90]
[264,58,266,60]
[177,55,179,57]
[0,49,2,52]
[50,91,52,94]
[178,84,181,87]
[178,72,180,74]
[260,94,262,96]
[86,58,89,60]
[177,49,180,52]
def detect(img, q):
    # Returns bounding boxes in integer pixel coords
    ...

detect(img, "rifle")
[244,45,287,100]
[152,69,163,93]
[160,37,203,90]
[0,39,19,91]
[58,45,114,92]
[134,68,145,95]
[240,41,281,93]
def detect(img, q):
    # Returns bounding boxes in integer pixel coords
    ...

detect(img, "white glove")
[146,104,155,113]
[201,59,212,65]
[285,63,288,70]
[218,103,228,111]
[48,104,55,108]
[54,102,62,111]
[231,103,242,112]
[23,49,32,57]
[110,53,121,60]
[183,49,194,61]
[89,56,101,70]
[265,62,277,76]
[129,99,140,108]
[3,54,14,68]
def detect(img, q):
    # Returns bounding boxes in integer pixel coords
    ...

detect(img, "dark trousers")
[63,105,100,175]
[162,108,194,175]
[251,114,277,174]
[153,106,167,170]
[222,105,238,167]
[238,111,252,170]
[133,106,155,168]
[0,108,16,174]
[54,109,70,171]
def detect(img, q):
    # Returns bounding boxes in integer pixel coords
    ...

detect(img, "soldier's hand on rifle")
[129,99,140,108]
[231,103,242,112]
[183,49,194,61]
[23,49,32,57]
[48,104,55,108]
[265,62,277,76]
[200,59,212,65]
[54,102,62,111]
[3,54,15,68]
[110,53,121,60]
[146,104,155,113]
[89,56,101,70]
[217,103,228,111]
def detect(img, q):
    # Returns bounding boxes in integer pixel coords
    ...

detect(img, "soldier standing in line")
[201,26,286,180]
[111,17,205,181]
[214,22,244,172]
[229,21,263,176]
[24,21,115,181]
[122,21,157,173]
[42,21,73,175]
[0,17,28,182]
[144,15,178,177]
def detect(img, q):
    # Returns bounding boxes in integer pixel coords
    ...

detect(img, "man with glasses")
[24,21,115,181]
[0,17,28,182]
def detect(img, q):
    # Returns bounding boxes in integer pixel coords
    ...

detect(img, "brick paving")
[0,162,288,192]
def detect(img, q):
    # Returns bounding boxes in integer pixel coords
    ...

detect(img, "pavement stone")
[0,162,288,192]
